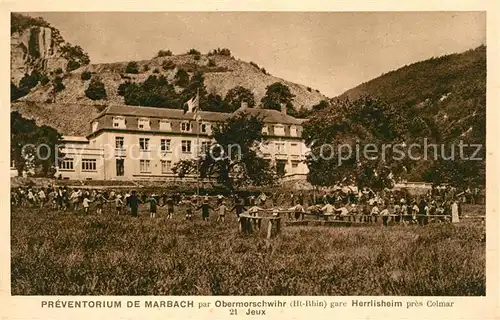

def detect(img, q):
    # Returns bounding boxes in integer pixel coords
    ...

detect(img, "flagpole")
[196,88,200,196]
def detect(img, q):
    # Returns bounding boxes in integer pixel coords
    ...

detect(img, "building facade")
[56,104,310,181]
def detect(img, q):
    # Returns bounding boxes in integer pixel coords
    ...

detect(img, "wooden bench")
[238,213,281,239]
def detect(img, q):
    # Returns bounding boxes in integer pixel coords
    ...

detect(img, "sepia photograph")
[9,11,487,297]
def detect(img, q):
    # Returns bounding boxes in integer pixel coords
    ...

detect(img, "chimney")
[241,101,248,109]
[280,102,287,115]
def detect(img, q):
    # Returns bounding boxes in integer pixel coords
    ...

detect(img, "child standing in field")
[165,194,175,219]
[257,192,267,208]
[217,194,224,206]
[82,195,91,215]
[411,201,419,224]
[216,201,228,223]
[94,192,107,215]
[370,202,380,223]
[27,189,35,208]
[147,194,158,218]
[231,196,246,220]
[182,197,195,220]
[115,194,123,215]
[198,197,213,222]
[393,203,401,223]
[380,205,390,227]
[38,189,46,208]
[321,201,335,221]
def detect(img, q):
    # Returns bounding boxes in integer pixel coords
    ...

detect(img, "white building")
[56,103,310,181]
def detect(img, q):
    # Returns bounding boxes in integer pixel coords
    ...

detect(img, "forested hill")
[333,45,486,142]
[303,46,486,187]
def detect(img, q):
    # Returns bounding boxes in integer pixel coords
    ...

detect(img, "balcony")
[114,148,127,157]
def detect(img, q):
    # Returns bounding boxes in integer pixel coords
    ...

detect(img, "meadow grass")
[11,204,485,296]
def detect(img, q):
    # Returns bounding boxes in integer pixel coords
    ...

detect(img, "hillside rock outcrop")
[11,26,67,85]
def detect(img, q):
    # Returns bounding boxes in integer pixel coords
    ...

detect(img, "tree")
[60,43,90,66]
[19,71,41,91]
[117,81,132,96]
[11,111,62,177]
[52,77,65,93]
[125,61,139,74]
[208,48,231,56]
[204,93,232,113]
[171,159,197,179]
[174,68,189,87]
[156,49,173,57]
[67,60,81,72]
[311,99,330,111]
[85,77,107,100]
[81,71,92,81]
[11,70,44,101]
[303,96,404,191]
[187,48,201,55]
[11,82,26,101]
[162,60,176,70]
[122,75,180,108]
[260,82,295,112]
[224,86,256,109]
[172,112,276,191]
[181,70,208,109]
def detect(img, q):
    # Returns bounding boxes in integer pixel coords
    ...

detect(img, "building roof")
[95,104,230,122]
[233,106,304,125]
[93,104,305,125]
[61,136,89,143]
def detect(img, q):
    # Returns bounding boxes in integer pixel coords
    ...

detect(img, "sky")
[25,12,485,97]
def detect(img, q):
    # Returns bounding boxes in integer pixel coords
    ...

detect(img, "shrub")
[52,77,65,92]
[250,61,260,69]
[307,87,312,92]
[187,48,201,55]
[208,59,216,67]
[143,64,150,72]
[156,49,172,57]
[174,68,189,87]
[194,55,200,61]
[19,71,41,91]
[152,68,160,74]
[60,43,90,66]
[81,71,92,81]
[208,48,231,57]
[54,68,63,75]
[117,81,132,96]
[218,48,231,56]
[40,75,50,85]
[125,61,139,74]
[85,78,107,100]
[162,60,175,71]
[66,60,81,72]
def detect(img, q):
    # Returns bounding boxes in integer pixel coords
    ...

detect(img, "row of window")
[139,159,172,174]
[106,117,211,133]
[92,117,299,137]
[116,136,301,155]
[118,137,211,154]
[59,159,97,172]
[59,158,300,175]
[262,124,298,137]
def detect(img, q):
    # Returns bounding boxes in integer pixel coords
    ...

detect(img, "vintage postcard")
[1,1,498,320]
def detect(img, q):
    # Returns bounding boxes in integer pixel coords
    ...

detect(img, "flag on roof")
[183,89,200,114]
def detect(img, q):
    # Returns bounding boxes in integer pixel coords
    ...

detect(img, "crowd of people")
[11,183,477,226]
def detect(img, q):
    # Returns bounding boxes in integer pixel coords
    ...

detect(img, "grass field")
[11,204,486,296]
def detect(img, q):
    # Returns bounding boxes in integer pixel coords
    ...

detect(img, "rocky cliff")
[11,26,67,85]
